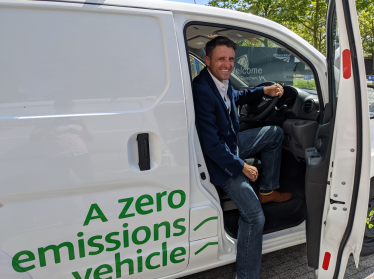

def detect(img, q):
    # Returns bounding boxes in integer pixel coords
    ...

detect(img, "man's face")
[205,45,235,82]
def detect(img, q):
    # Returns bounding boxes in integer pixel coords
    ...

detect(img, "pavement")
[180,244,374,279]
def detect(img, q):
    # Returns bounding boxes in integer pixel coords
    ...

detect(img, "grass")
[293,78,317,90]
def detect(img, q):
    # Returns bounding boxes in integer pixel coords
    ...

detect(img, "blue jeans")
[220,126,284,279]
[238,126,284,191]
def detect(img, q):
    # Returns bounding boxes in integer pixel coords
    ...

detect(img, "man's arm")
[232,84,284,106]
[193,84,244,180]
[232,86,265,107]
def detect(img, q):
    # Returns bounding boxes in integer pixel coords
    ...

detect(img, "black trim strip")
[326,0,337,113]
[183,21,325,112]
[332,0,363,277]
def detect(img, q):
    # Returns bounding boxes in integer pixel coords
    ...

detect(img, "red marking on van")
[322,252,331,270]
[343,49,351,79]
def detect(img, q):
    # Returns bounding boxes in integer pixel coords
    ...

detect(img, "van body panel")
[0,2,190,278]
[0,0,369,278]
[0,251,32,279]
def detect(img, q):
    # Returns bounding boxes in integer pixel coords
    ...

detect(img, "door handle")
[137,133,150,171]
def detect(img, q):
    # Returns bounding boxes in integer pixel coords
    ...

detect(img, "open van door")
[305,0,370,277]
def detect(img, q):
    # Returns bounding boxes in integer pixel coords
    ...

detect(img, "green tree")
[207,0,327,53]
[206,0,240,10]
[207,0,374,59]
[281,0,327,53]
[206,0,282,21]
[357,0,374,74]
[206,0,285,48]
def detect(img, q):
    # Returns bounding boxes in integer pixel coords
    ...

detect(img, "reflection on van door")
[306,0,370,277]
[0,2,189,279]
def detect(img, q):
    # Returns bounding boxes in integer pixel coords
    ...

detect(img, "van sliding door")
[0,2,190,279]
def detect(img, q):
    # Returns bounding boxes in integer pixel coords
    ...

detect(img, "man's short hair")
[205,36,237,58]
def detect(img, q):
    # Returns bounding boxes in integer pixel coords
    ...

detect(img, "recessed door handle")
[137,133,150,171]
[143,138,149,158]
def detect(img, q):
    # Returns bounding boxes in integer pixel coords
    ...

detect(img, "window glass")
[330,12,341,97]
[187,26,318,95]
[189,56,204,80]
[234,38,316,93]
[368,86,374,118]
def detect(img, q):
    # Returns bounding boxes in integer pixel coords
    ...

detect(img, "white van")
[0,0,372,278]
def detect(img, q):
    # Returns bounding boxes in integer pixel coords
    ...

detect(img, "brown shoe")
[258,190,292,204]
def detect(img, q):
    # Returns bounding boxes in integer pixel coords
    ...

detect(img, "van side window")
[329,12,341,98]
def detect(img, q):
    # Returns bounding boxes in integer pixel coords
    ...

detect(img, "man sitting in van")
[192,36,292,279]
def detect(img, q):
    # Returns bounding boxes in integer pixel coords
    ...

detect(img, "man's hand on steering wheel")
[239,82,284,122]
[264,83,284,98]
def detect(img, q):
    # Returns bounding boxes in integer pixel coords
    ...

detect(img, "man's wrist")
[263,86,269,96]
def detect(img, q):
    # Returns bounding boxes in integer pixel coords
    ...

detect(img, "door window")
[187,27,318,95]
[368,86,374,118]
[329,12,341,98]
[233,38,316,91]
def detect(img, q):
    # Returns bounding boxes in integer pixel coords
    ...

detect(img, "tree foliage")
[207,0,374,59]
[281,0,327,54]
[357,0,374,74]
[207,0,327,53]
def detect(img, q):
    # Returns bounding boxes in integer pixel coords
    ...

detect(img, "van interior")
[186,24,322,237]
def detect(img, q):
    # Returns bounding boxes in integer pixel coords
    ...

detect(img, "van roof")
[39,0,287,35]
[44,0,254,20]
[40,0,325,62]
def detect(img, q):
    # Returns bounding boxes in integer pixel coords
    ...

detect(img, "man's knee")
[242,209,265,226]
[271,125,284,142]
[256,210,265,226]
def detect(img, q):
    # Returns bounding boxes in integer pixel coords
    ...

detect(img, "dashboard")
[238,85,321,161]
[242,85,320,122]
[282,86,320,121]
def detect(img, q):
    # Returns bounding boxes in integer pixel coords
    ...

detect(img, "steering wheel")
[238,82,279,123]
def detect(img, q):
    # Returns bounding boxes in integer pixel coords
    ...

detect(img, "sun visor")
[187,36,211,49]
[186,25,220,40]
[217,30,259,41]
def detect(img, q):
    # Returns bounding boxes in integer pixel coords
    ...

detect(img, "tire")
[361,236,374,256]
[361,177,374,256]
